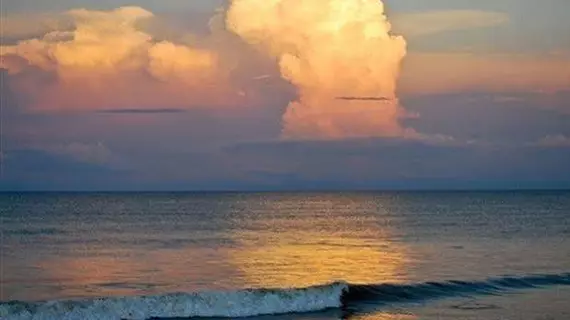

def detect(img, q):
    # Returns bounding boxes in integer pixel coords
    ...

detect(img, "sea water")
[1,191,569,319]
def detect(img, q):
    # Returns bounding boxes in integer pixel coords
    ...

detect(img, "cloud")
[2,7,155,71]
[335,97,392,101]
[0,13,73,44]
[393,10,509,38]
[97,108,187,114]
[537,135,570,147]
[0,6,247,112]
[400,53,570,94]
[226,0,415,140]
[401,91,570,145]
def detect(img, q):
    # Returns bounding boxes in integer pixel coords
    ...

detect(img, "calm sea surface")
[1,191,569,319]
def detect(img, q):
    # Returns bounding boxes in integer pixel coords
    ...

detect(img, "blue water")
[1,191,569,319]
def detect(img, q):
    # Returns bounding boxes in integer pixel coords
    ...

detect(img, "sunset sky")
[1,0,569,190]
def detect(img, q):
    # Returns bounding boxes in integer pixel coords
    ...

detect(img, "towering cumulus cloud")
[1,7,232,111]
[227,0,413,139]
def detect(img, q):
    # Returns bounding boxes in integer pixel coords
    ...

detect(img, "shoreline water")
[2,191,569,319]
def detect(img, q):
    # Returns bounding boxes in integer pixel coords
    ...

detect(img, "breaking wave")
[0,283,347,320]
[2,273,569,320]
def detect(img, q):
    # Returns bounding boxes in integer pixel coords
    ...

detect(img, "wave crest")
[0,282,348,320]
[3,273,570,320]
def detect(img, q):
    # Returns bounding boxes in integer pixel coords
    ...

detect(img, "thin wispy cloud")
[393,10,509,37]
[97,108,187,114]
[335,97,392,101]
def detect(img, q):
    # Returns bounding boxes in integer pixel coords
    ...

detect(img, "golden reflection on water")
[229,195,410,288]
[230,231,408,288]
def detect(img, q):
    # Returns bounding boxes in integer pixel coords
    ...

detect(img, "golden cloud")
[227,0,416,139]
[1,7,241,112]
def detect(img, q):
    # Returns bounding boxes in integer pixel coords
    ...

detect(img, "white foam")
[0,282,348,320]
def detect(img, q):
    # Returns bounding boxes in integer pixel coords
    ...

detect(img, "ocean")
[1,191,569,319]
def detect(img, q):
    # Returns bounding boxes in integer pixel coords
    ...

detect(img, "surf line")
[2,273,569,320]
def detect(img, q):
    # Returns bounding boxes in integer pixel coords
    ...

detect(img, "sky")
[1,0,569,191]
